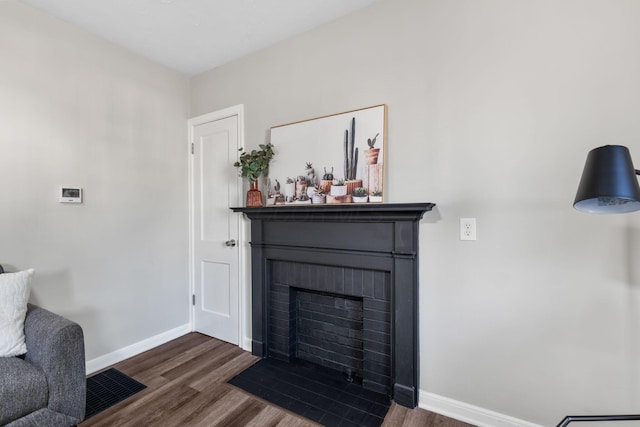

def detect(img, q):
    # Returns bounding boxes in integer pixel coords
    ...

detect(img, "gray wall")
[0,2,190,360]
[191,0,640,425]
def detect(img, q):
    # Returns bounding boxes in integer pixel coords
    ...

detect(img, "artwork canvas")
[268,105,386,205]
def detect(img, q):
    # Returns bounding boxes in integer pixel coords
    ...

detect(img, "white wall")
[190,0,640,425]
[0,2,190,361]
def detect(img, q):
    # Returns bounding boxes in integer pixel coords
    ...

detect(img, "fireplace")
[232,203,434,408]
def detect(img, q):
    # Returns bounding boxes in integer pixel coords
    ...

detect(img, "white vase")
[353,196,368,203]
[369,195,382,203]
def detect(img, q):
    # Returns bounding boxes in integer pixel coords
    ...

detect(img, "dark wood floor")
[80,333,474,427]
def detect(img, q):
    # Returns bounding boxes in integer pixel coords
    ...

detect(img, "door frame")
[187,104,250,350]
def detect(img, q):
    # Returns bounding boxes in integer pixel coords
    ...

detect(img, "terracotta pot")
[345,179,363,196]
[246,181,263,207]
[295,180,307,199]
[365,148,380,165]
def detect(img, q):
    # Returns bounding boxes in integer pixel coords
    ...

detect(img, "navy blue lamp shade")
[574,145,640,214]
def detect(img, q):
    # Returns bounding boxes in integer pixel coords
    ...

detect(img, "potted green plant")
[369,188,383,203]
[330,179,347,196]
[312,186,326,204]
[266,179,280,206]
[295,175,308,200]
[365,133,380,165]
[283,177,295,202]
[352,187,368,203]
[233,143,274,207]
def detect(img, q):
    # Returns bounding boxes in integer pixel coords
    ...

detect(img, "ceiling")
[19,0,382,76]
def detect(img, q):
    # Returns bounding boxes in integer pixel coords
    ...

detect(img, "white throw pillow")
[0,269,34,357]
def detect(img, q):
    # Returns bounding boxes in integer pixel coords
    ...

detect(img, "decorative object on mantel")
[295,176,308,200]
[344,118,357,180]
[283,177,295,203]
[311,185,326,204]
[320,167,334,194]
[233,143,274,208]
[363,132,383,194]
[365,133,380,164]
[266,179,283,206]
[269,105,386,206]
[352,187,368,203]
[369,188,383,203]
[327,179,350,204]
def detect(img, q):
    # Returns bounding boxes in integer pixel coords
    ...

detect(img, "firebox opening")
[268,261,392,396]
[294,288,364,382]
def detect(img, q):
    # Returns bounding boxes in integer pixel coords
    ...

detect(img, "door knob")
[225,239,237,247]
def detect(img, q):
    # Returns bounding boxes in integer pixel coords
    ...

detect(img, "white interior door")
[191,113,240,345]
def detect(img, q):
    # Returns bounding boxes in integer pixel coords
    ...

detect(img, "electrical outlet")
[460,218,476,241]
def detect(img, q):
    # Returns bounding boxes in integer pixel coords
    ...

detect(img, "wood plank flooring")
[80,333,475,427]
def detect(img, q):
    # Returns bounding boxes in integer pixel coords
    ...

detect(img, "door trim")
[187,104,249,350]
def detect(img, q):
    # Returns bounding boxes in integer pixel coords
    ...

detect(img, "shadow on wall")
[421,206,442,224]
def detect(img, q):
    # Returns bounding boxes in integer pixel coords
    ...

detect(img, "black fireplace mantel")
[231,202,435,408]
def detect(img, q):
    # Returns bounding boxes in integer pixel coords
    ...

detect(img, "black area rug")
[85,368,147,419]
[229,358,390,427]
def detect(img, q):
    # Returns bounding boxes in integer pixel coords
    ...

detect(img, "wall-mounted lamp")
[559,145,640,426]
[574,145,640,214]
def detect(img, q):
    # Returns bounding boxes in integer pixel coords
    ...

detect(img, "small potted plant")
[312,186,326,204]
[233,143,274,207]
[305,162,316,184]
[266,179,281,206]
[365,133,380,165]
[330,179,347,196]
[352,187,368,203]
[369,188,383,203]
[320,167,334,193]
[295,175,308,199]
[284,177,295,202]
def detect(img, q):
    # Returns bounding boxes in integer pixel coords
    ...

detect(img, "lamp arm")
[557,414,640,427]
[636,169,640,175]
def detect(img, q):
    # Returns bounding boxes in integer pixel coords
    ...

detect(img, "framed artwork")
[267,104,386,205]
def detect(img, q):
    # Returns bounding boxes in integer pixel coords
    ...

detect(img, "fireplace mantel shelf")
[231,202,435,221]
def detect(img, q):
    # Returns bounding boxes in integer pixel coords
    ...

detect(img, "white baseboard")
[86,323,191,374]
[419,391,543,427]
[242,336,252,352]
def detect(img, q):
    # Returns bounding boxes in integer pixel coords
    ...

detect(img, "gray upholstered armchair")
[0,267,86,426]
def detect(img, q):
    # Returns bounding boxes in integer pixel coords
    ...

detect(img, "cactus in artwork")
[367,133,379,148]
[343,117,358,181]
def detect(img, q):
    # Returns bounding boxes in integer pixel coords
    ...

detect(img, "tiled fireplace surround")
[270,261,392,395]
[233,203,434,408]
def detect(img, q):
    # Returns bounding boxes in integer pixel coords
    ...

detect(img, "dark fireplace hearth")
[232,203,435,409]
